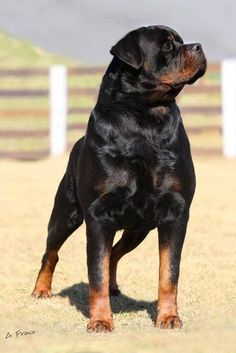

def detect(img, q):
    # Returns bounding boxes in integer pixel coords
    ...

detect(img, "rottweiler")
[32,25,207,332]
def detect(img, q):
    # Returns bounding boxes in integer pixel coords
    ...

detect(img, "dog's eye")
[162,41,173,51]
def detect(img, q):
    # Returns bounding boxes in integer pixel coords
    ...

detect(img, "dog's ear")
[110,30,143,70]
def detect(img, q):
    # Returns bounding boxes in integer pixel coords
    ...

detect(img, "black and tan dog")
[32,25,207,332]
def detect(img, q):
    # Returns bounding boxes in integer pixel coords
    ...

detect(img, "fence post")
[222,59,236,158]
[49,65,68,156]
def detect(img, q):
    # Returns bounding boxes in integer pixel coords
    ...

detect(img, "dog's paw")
[87,320,114,333]
[156,314,182,329]
[31,287,52,299]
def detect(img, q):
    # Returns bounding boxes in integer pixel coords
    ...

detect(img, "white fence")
[48,61,236,158]
[221,60,236,158]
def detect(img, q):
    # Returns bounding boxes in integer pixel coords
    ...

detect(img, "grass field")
[0,154,236,353]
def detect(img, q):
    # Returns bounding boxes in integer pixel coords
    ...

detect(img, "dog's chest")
[92,106,188,230]
[94,149,185,231]
[126,164,184,229]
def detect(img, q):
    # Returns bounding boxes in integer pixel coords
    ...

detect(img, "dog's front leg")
[156,214,188,329]
[86,218,115,333]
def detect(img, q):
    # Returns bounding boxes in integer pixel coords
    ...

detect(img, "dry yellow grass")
[0,153,236,353]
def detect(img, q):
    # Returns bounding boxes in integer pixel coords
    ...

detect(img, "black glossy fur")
[32,25,207,331]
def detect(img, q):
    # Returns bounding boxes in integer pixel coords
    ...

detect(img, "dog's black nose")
[192,43,202,52]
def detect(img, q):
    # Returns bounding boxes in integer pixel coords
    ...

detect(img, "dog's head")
[110,25,207,102]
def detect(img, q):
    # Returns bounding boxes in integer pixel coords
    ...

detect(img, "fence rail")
[0,63,222,160]
[0,64,222,77]
[0,66,106,77]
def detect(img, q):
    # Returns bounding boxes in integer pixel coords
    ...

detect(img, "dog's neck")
[97,58,183,110]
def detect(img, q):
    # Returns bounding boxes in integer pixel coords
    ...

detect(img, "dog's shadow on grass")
[58,282,157,323]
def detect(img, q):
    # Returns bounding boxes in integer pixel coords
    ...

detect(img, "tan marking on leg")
[156,246,182,329]
[32,249,59,298]
[87,250,114,332]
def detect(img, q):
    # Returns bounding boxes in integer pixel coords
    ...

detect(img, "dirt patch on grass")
[0,155,236,353]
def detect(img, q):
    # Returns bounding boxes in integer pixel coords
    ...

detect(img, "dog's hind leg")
[109,229,149,295]
[32,174,83,298]
[32,141,84,298]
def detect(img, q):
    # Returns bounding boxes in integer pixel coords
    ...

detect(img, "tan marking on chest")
[170,176,182,192]
[153,174,182,192]
[95,170,129,196]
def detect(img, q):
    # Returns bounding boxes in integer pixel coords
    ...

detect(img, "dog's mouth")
[147,46,207,102]
[186,57,207,84]
[171,58,207,90]
[169,45,207,90]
